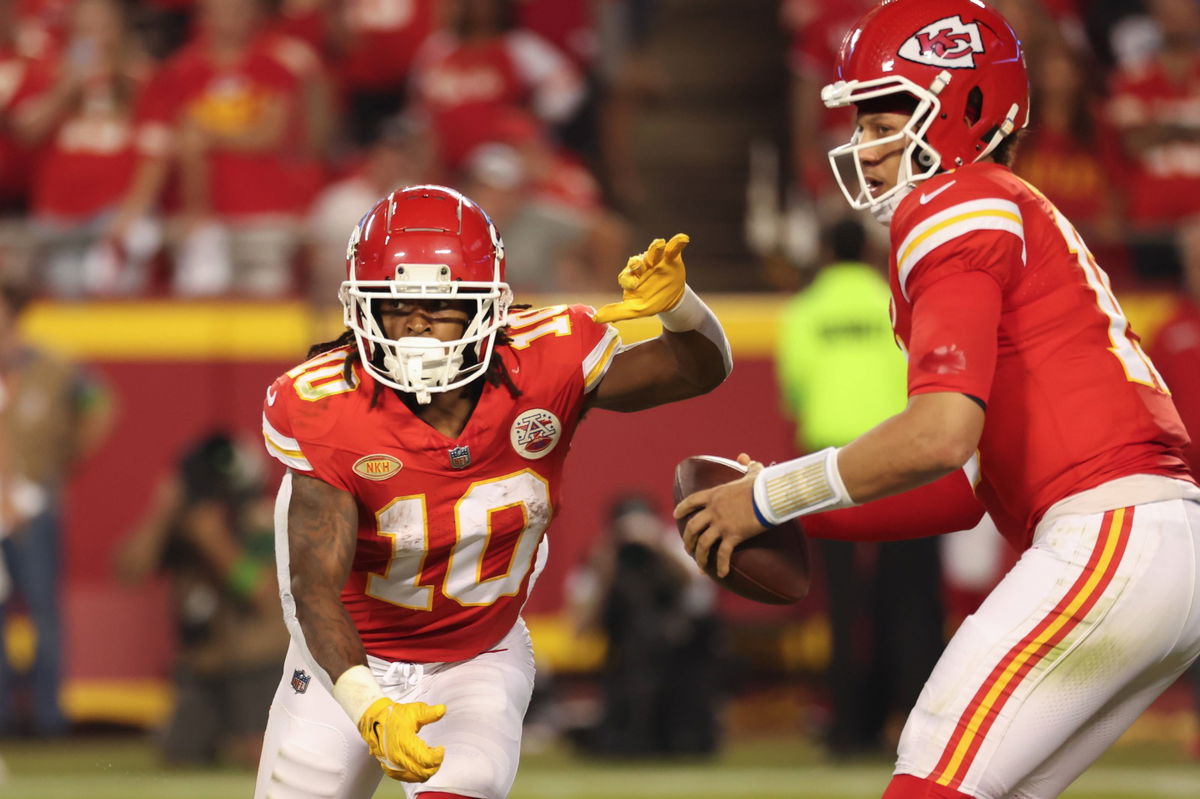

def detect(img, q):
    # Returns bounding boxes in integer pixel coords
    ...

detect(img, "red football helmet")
[821,0,1029,217]
[340,185,512,403]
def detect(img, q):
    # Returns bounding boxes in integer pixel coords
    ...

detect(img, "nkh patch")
[291,669,311,694]
[448,445,472,470]
[510,408,562,460]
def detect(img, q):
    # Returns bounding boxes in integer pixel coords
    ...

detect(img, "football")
[673,455,812,605]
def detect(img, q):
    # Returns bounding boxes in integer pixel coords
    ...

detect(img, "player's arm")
[285,470,446,783]
[286,470,365,680]
[677,269,998,575]
[586,234,732,412]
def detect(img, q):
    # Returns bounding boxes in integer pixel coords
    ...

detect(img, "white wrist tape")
[752,447,856,526]
[658,285,732,375]
[332,664,385,724]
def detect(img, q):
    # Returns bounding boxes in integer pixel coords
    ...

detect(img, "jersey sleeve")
[261,372,356,494]
[906,270,1002,402]
[892,181,1021,402]
[893,185,1026,304]
[507,304,621,395]
[570,305,621,394]
[805,469,984,542]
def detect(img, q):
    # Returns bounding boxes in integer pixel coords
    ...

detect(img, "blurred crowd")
[778,0,1200,292]
[1,0,1198,301]
[0,0,659,302]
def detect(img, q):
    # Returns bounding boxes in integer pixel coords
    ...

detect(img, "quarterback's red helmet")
[340,185,512,402]
[821,0,1029,216]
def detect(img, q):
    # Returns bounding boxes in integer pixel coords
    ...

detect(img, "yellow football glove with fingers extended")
[592,233,690,324]
[357,697,446,782]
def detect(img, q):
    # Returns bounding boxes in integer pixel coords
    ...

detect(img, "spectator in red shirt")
[273,0,441,149]
[0,0,48,285]
[1148,225,1200,478]
[1105,0,1200,283]
[772,0,877,272]
[409,0,586,171]
[457,108,628,292]
[16,0,167,297]
[153,0,333,297]
[783,0,872,206]
[1013,39,1133,287]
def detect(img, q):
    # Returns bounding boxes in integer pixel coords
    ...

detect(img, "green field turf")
[1,735,1197,799]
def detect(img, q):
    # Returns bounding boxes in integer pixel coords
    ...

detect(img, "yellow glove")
[357,697,446,782]
[592,233,690,324]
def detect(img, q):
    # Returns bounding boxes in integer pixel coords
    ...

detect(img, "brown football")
[673,455,812,605]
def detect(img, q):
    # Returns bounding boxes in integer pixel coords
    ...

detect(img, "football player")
[253,185,730,799]
[676,2,1200,798]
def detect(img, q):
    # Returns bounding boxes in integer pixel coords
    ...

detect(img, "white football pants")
[253,619,536,799]
[895,497,1200,799]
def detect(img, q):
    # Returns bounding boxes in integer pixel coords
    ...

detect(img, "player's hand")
[592,233,690,324]
[357,697,446,782]
[674,453,767,578]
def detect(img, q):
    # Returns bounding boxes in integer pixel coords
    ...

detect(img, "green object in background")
[776,262,908,450]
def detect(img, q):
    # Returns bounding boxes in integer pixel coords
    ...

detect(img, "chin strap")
[384,338,466,405]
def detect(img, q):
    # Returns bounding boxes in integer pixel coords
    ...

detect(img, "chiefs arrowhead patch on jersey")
[510,408,562,460]
[899,15,985,69]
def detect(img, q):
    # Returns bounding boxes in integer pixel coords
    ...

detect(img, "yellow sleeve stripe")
[582,326,621,393]
[896,199,1024,301]
[262,413,312,471]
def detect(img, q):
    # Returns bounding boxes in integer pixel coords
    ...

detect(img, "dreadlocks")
[305,305,529,409]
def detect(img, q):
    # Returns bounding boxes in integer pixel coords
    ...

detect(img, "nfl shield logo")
[291,669,310,694]
[448,445,472,470]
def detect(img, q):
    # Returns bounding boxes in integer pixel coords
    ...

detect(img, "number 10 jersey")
[262,305,619,663]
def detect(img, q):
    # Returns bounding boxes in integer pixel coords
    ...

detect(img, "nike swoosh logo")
[266,387,277,406]
[919,181,956,205]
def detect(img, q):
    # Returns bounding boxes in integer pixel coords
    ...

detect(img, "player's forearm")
[291,581,368,679]
[751,393,982,527]
[660,328,729,394]
[836,404,975,503]
[657,285,732,391]
[286,474,368,680]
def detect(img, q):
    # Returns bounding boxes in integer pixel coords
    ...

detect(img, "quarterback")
[253,185,730,799]
[677,1,1200,798]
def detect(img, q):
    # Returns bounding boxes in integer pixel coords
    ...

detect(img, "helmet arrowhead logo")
[899,16,985,69]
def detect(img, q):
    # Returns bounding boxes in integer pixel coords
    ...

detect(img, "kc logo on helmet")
[510,408,562,460]
[899,16,985,69]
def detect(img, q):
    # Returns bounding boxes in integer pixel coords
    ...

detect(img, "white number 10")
[366,470,551,610]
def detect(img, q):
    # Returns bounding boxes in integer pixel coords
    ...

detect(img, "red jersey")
[1147,300,1200,472]
[340,0,439,90]
[262,305,620,663]
[151,31,321,217]
[411,29,582,167]
[32,65,168,219]
[888,162,1192,548]
[1106,55,1200,224]
[515,0,595,66]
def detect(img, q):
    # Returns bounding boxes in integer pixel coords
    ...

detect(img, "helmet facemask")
[341,262,513,405]
[823,73,946,221]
